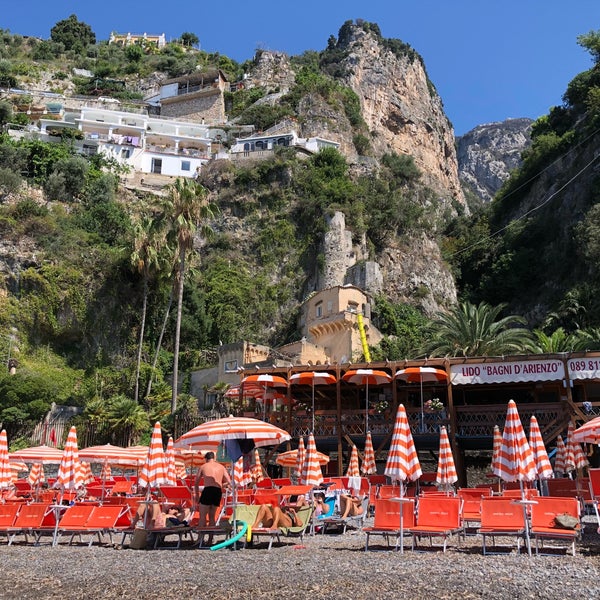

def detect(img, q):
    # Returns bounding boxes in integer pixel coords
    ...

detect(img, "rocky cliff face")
[457,118,533,203]
[335,26,465,209]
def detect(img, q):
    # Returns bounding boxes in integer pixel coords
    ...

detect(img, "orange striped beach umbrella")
[554,435,567,476]
[490,425,502,473]
[295,437,306,479]
[346,445,360,478]
[528,416,553,480]
[79,443,143,467]
[234,456,253,488]
[492,400,537,483]
[302,433,323,487]
[361,431,377,475]
[0,430,13,490]
[241,374,288,421]
[78,461,95,486]
[27,462,45,486]
[165,436,177,486]
[290,371,337,433]
[566,421,588,473]
[10,445,65,464]
[55,425,84,491]
[573,416,600,444]
[384,404,422,485]
[435,426,458,491]
[10,461,28,482]
[100,462,112,481]
[275,447,329,468]
[251,448,264,483]
[343,369,392,434]
[175,459,187,480]
[138,422,169,490]
[174,448,210,470]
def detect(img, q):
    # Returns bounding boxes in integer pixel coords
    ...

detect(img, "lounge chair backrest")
[588,468,600,499]
[13,503,52,528]
[480,498,525,528]
[530,496,580,529]
[547,478,578,497]
[372,498,415,529]
[252,489,280,506]
[0,503,20,527]
[415,496,461,529]
[87,505,129,529]
[57,504,95,528]
[280,505,313,535]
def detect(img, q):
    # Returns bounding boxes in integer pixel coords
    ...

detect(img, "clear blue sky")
[4,1,600,135]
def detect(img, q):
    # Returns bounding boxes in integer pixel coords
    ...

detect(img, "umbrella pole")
[400,482,405,554]
[420,378,424,433]
[312,383,315,434]
[519,480,532,556]
[365,381,369,435]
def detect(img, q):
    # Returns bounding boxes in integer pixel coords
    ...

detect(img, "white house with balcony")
[36,108,213,178]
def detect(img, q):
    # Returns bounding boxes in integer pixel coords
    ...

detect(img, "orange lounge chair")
[409,496,463,552]
[0,503,21,543]
[478,497,526,555]
[110,480,135,495]
[547,478,578,498]
[530,496,581,556]
[53,504,96,546]
[7,502,57,546]
[458,487,493,530]
[159,485,193,508]
[364,497,415,551]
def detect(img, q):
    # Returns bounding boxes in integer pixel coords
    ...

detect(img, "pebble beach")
[2,516,600,600]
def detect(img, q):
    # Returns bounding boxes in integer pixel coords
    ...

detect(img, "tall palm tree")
[162,178,216,413]
[423,301,535,357]
[531,327,582,353]
[130,214,162,403]
[106,395,149,447]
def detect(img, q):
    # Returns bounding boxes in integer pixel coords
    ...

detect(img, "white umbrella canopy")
[275,447,329,468]
[55,426,85,492]
[435,426,458,491]
[10,445,64,464]
[79,444,145,467]
[573,416,600,444]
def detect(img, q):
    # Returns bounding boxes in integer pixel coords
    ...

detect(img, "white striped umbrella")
[302,433,323,487]
[175,460,187,480]
[346,445,360,478]
[78,461,95,486]
[361,431,377,475]
[175,415,291,449]
[55,426,84,491]
[343,369,392,433]
[490,425,502,473]
[276,447,329,468]
[554,435,567,476]
[384,404,422,484]
[79,444,143,467]
[290,371,337,433]
[10,445,65,464]
[566,421,589,473]
[395,367,448,431]
[573,416,600,444]
[233,456,253,488]
[492,400,537,483]
[174,448,209,470]
[0,430,13,490]
[165,437,177,486]
[435,426,458,491]
[100,462,112,481]
[251,448,264,483]
[138,422,169,490]
[27,462,45,487]
[10,461,28,481]
[295,437,306,479]
[241,374,288,421]
[528,416,553,480]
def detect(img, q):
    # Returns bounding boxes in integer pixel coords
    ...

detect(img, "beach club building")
[218,351,600,483]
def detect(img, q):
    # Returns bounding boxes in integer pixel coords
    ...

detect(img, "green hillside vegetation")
[0,17,598,446]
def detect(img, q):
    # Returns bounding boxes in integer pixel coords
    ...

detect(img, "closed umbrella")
[234,457,253,488]
[554,435,567,476]
[251,448,264,484]
[384,404,422,553]
[361,431,377,475]
[566,421,588,477]
[346,444,361,493]
[302,433,323,487]
[491,425,503,473]
[395,367,448,433]
[435,426,458,493]
[27,462,45,487]
[290,371,337,433]
[55,425,84,493]
[528,416,554,484]
[295,437,306,480]
[138,422,169,491]
[492,400,537,555]
[342,369,392,434]
[0,430,13,491]
[10,461,28,482]
[78,461,95,486]
[165,437,177,486]
[100,462,112,481]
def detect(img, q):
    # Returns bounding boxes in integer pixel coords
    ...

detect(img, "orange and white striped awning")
[10,445,64,464]
[176,416,291,449]
[384,404,422,484]
[301,433,323,487]
[573,416,600,444]
[528,416,553,480]
[492,400,537,483]
[55,426,85,491]
[435,426,458,488]
[276,447,329,468]
[79,444,144,467]
[138,422,169,489]
[361,432,377,475]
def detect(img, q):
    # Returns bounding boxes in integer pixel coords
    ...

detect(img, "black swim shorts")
[199,485,223,507]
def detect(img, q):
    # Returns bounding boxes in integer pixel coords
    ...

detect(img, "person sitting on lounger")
[165,505,191,527]
[132,502,167,529]
[252,503,302,529]
[313,492,333,518]
[339,492,365,519]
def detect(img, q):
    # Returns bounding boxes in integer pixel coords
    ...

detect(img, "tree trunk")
[145,288,173,401]
[134,273,148,404]
[171,248,186,413]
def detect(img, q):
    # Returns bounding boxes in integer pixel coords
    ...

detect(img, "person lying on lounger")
[252,503,302,529]
[339,492,365,519]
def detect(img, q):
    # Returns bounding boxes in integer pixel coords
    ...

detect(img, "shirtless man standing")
[194,451,231,528]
